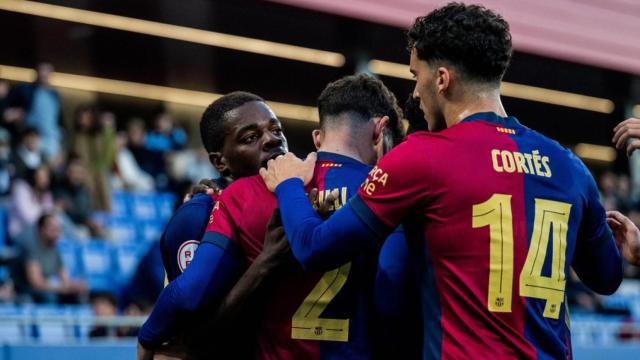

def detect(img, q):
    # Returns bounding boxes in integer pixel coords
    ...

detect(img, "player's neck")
[317,138,371,165]
[445,88,507,128]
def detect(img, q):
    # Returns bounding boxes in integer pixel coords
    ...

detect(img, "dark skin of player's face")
[210,101,289,180]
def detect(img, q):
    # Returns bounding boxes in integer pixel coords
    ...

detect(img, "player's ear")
[209,151,229,174]
[373,116,390,145]
[436,66,450,94]
[312,129,323,150]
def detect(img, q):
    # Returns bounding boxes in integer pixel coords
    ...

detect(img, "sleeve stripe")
[201,232,243,259]
[349,195,393,238]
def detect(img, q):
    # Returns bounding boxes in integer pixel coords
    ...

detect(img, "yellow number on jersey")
[472,194,571,319]
[291,262,351,342]
[519,199,571,319]
[472,194,514,312]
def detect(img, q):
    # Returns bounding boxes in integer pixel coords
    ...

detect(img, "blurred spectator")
[70,105,115,211]
[54,154,104,237]
[111,131,154,192]
[0,127,14,199]
[167,148,219,185]
[3,63,63,162]
[18,214,86,303]
[11,127,45,179]
[404,93,429,134]
[9,165,54,239]
[89,291,147,338]
[137,113,186,189]
[89,291,118,338]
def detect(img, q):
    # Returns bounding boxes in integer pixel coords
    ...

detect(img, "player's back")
[401,112,616,359]
[215,151,376,360]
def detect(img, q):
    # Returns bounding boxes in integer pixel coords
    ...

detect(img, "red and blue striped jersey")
[353,112,622,359]
[205,152,378,360]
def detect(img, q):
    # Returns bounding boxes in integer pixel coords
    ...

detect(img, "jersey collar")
[460,111,521,127]
[317,151,366,166]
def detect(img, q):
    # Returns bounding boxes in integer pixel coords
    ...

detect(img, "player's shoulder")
[220,175,268,202]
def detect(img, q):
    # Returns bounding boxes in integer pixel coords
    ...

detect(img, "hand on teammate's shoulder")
[183,179,221,203]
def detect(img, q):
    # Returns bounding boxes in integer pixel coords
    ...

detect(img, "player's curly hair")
[408,2,512,84]
[318,74,405,146]
[200,91,264,153]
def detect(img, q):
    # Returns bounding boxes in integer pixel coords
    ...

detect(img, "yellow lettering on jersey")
[491,149,552,178]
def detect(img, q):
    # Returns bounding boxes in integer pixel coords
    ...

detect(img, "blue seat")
[57,239,81,278]
[131,193,158,221]
[111,192,132,219]
[112,243,145,286]
[80,242,113,291]
[137,220,165,243]
[106,218,138,245]
[156,192,177,220]
[0,304,27,343]
[68,305,93,341]
[32,305,71,343]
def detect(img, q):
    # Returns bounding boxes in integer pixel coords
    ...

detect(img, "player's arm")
[572,172,623,295]
[375,227,412,322]
[137,239,243,350]
[374,227,421,357]
[213,209,290,325]
[138,196,244,351]
[263,145,427,270]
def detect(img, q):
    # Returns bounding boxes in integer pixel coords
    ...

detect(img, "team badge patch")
[177,240,200,272]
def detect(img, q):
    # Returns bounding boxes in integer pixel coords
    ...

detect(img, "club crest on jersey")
[177,240,200,272]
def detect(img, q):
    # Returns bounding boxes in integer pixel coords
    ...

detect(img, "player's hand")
[606,210,640,266]
[260,209,291,268]
[137,342,154,360]
[183,179,220,203]
[612,118,640,157]
[260,152,316,192]
[308,188,340,219]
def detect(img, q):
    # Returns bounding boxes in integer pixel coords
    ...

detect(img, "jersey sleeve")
[275,178,384,271]
[572,165,623,295]
[138,241,244,348]
[160,194,214,280]
[354,139,431,229]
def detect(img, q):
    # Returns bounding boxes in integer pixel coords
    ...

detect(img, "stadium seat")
[80,242,113,291]
[69,305,93,341]
[131,193,158,221]
[0,304,27,343]
[137,220,165,243]
[110,192,132,219]
[156,192,177,220]
[106,218,138,245]
[32,305,71,343]
[57,239,82,278]
[112,243,145,286]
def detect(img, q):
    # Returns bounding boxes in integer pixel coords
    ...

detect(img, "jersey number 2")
[291,263,351,342]
[472,193,571,319]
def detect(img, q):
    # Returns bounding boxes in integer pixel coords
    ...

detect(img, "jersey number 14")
[473,193,571,319]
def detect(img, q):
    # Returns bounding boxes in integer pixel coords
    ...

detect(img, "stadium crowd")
[0,63,217,338]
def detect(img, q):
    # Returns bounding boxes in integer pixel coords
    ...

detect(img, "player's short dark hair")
[408,2,512,84]
[318,74,404,146]
[200,91,264,154]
